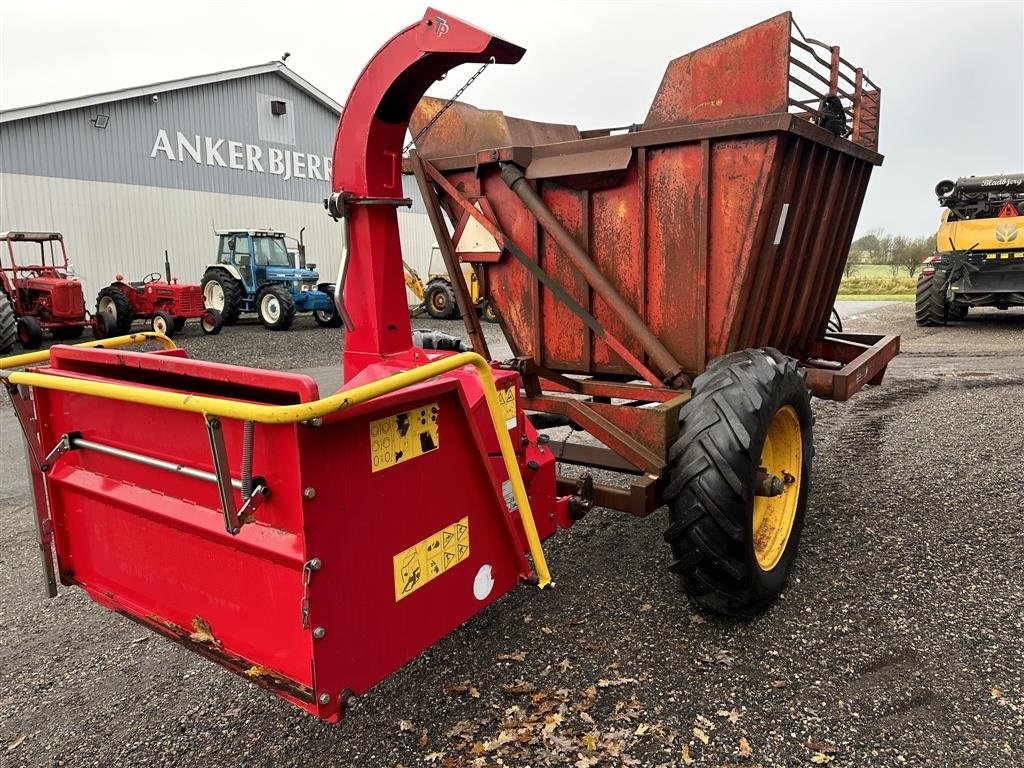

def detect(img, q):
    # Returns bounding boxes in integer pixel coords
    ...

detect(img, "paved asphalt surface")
[1,303,1021,767]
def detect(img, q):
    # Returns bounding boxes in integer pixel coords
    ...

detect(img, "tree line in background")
[844,231,934,278]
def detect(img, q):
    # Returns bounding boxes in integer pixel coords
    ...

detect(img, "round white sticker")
[473,564,494,601]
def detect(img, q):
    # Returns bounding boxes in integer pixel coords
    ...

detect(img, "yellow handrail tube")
[1,336,551,588]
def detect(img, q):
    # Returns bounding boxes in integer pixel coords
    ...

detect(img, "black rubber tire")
[826,307,843,334]
[51,325,84,340]
[151,311,175,337]
[92,311,117,340]
[0,292,16,353]
[200,308,223,336]
[948,303,968,321]
[96,285,133,334]
[173,317,187,332]
[312,284,344,327]
[480,300,499,324]
[16,316,44,350]
[201,270,243,326]
[663,348,814,618]
[256,285,295,331]
[915,272,948,327]
[424,279,456,320]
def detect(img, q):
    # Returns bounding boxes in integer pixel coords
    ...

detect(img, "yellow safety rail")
[1,334,551,588]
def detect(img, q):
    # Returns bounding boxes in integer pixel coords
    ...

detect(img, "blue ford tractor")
[200,229,342,330]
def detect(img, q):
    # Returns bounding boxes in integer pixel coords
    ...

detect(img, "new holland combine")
[916,173,1024,325]
[2,8,897,722]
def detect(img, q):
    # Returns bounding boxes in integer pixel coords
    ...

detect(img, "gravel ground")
[1,304,1022,767]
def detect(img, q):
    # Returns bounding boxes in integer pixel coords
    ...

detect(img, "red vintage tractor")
[0,231,115,351]
[96,251,222,337]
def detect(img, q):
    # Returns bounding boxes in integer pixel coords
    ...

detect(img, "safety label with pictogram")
[497,385,517,428]
[370,402,439,473]
[393,516,470,601]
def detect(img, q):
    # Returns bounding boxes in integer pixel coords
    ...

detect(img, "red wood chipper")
[2,8,897,722]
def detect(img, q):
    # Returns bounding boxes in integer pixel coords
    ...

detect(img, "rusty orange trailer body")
[413,12,891,388]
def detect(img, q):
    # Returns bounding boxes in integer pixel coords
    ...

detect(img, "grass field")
[839,263,917,297]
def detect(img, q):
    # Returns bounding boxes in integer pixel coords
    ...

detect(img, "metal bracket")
[238,483,269,525]
[300,557,322,629]
[41,432,76,472]
[205,416,242,535]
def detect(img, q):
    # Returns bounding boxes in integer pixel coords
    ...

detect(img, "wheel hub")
[752,405,802,571]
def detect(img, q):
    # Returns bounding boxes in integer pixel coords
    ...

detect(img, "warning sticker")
[497,385,517,428]
[393,516,470,601]
[370,403,439,473]
[501,479,518,512]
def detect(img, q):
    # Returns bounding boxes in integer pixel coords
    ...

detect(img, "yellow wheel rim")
[752,405,803,571]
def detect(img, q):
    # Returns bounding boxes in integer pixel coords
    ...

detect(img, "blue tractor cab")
[201,229,341,330]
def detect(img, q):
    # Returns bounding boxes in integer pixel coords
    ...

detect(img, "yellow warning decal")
[369,403,439,473]
[497,384,517,428]
[393,516,470,601]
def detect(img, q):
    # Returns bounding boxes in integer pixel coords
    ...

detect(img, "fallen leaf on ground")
[738,736,753,757]
[497,651,527,662]
[681,744,695,764]
[500,680,537,695]
[690,614,706,625]
[696,714,715,729]
[557,658,572,674]
[398,720,414,732]
[991,686,1004,698]
[541,626,553,634]
[771,679,789,689]
[634,723,650,736]
[582,732,598,751]
[639,603,653,612]
[417,730,429,748]
[810,753,834,765]
[693,727,710,745]
[715,649,735,668]
[444,680,473,695]
[575,756,599,768]
[718,708,741,724]
[597,677,639,687]
[523,613,533,624]
[7,735,27,752]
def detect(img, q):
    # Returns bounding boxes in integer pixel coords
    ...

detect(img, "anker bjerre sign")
[149,130,332,182]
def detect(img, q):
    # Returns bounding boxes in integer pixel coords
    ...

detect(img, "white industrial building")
[0,62,437,304]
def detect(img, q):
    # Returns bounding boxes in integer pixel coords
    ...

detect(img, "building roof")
[0,61,343,124]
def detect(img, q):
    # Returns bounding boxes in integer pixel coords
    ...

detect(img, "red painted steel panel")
[644,13,792,129]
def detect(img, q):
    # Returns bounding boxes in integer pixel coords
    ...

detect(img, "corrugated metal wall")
[0,172,438,305]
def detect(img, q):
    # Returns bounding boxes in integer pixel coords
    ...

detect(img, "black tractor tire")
[312,284,344,327]
[948,303,969,321]
[663,348,814,618]
[96,285,133,334]
[173,317,187,332]
[51,325,84,340]
[92,311,117,340]
[17,316,44,350]
[200,308,223,336]
[480,300,499,324]
[201,270,243,326]
[0,292,16,353]
[826,307,843,334]
[915,272,948,327]
[256,285,295,331]
[151,311,175,337]
[424,279,457,320]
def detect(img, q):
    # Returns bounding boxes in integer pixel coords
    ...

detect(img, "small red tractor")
[96,251,222,337]
[3,9,897,724]
[0,231,115,352]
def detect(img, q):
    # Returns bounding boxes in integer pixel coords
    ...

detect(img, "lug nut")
[303,487,317,500]
[318,693,330,705]
[313,626,326,639]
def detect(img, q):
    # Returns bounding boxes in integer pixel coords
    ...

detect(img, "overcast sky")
[2,1,1022,236]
